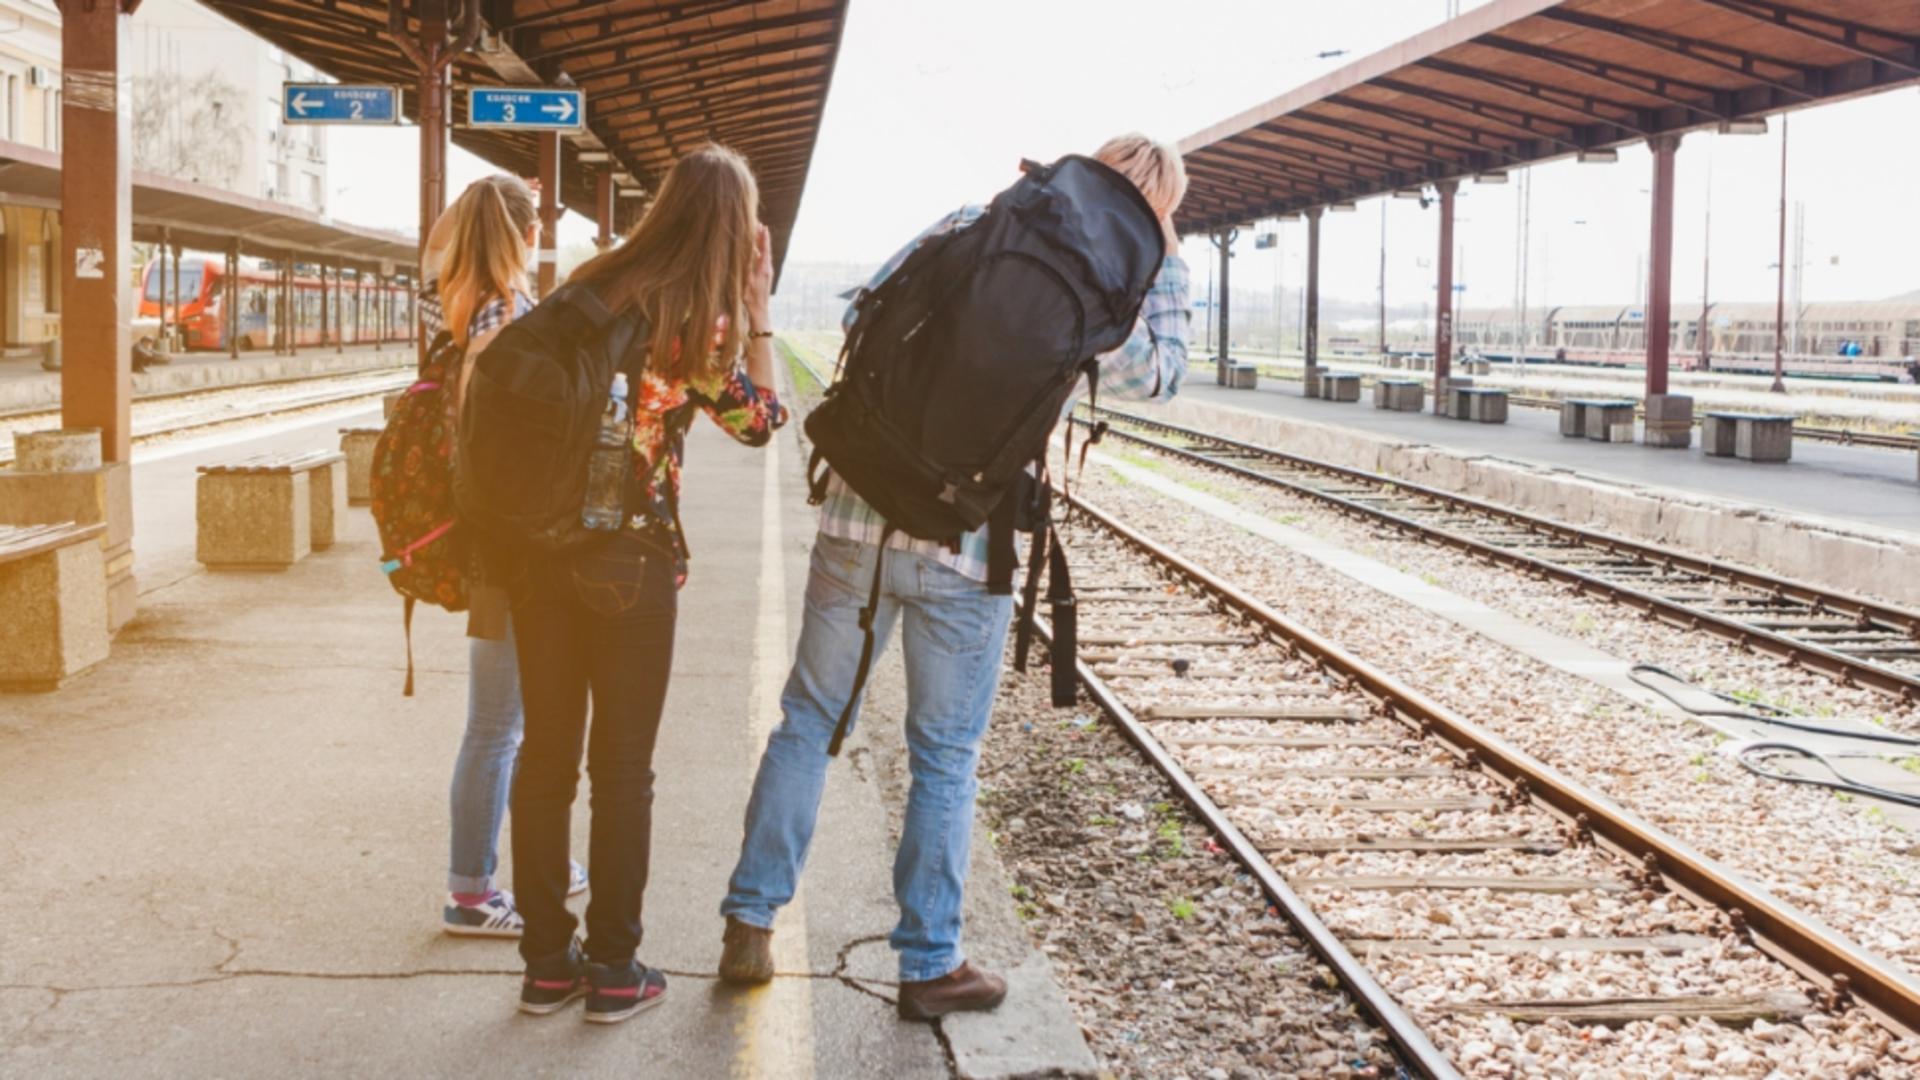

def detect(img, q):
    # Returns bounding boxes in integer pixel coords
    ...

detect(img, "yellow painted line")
[733,430,816,1080]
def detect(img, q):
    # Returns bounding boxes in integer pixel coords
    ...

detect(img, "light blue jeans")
[449,615,522,895]
[723,532,1016,982]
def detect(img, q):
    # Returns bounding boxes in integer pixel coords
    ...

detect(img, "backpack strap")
[402,596,417,697]
[1045,531,1077,707]
[986,490,1018,597]
[827,523,895,757]
[1012,523,1049,674]
[806,447,833,506]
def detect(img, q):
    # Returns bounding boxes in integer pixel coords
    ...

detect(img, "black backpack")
[455,282,647,555]
[804,155,1165,752]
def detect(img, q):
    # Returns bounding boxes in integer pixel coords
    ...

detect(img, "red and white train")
[136,256,415,351]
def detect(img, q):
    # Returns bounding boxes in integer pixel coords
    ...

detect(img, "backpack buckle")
[938,481,959,505]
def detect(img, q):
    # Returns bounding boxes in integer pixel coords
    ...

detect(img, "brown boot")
[896,962,1007,1021]
[718,918,775,985]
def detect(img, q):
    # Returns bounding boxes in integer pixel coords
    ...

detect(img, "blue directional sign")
[466,87,586,131]
[282,84,401,125]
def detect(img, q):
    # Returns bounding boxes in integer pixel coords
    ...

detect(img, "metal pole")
[334,263,344,352]
[1378,200,1387,362]
[1518,169,1531,364]
[537,132,560,296]
[319,259,329,349]
[1772,115,1788,393]
[595,169,614,249]
[391,0,480,366]
[1699,145,1713,371]
[287,254,298,356]
[1305,207,1321,397]
[157,230,169,351]
[227,245,239,358]
[1216,228,1233,383]
[1433,180,1457,412]
[1644,135,1678,399]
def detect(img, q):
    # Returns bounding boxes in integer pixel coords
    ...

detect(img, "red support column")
[59,0,136,461]
[1642,134,1693,447]
[595,169,614,249]
[1433,180,1458,414]
[1304,207,1322,398]
[319,259,330,350]
[286,254,297,357]
[1213,228,1233,384]
[226,244,239,358]
[156,232,169,352]
[537,132,560,296]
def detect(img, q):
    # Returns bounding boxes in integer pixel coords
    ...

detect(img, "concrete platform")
[0,393,1093,1077]
[0,344,409,414]
[1189,380,1920,535]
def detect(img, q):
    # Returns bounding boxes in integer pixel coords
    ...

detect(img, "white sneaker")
[443,890,523,938]
[569,861,590,898]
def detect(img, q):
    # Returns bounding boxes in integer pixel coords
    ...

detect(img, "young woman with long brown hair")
[509,144,786,1022]
[421,175,587,939]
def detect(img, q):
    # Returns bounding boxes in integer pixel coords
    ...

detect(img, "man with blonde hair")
[719,134,1192,1018]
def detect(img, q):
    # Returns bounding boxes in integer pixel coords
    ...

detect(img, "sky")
[328,0,1920,309]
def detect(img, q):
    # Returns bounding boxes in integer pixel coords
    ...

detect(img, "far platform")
[1185,379,1920,536]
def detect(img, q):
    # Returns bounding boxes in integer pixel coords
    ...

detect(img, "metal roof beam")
[508,0,740,53]
[1256,124,1426,172]
[1190,142,1355,189]
[1364,77,1585,154]
[1691,0,1920,79]
[584,31,842,95]
[1537,8,1819,100]
[587,11,840,83]
[1326,94,1524,158]
[605,88,824,135]
[1300,103,1506,170]
[1474,35,1725,121]
[1184,161,1320,203]
[1412,57,1650,135]
[592,58,831,123]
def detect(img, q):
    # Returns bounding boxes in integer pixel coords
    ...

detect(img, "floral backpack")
[369,329,468,695]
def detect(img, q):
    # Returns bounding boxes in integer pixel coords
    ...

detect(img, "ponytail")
[438,175,539,345]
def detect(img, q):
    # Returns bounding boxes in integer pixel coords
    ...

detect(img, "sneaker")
[584,959,668,1024]
[519,940,588,1015]
[718,918,775,985]
[568,861,590,898]
[443,890,523,938]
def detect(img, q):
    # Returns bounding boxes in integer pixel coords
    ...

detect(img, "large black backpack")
[455,282,647,555]
[804,155,1164,751]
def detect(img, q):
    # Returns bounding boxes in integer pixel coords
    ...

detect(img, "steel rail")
[1084,406,1920,702]
[0,361,415,423]
[1023,605,1457,1080]
[1065,491,1920,1038]
[0,375,409,467]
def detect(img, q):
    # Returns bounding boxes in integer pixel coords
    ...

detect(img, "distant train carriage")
[137,256,415,352]
[1449,299,1920,379]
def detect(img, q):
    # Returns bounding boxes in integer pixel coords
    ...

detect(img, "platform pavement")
[0,397,1096,1077]
[0,343,409,413]
[1187,378,1920,536]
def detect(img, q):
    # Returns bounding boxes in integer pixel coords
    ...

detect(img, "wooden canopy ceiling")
[197,0,850,274]
[1176,0,1920,233]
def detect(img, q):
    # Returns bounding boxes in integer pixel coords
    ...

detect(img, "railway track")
[1038,495,1920,1074]
[1081,406,1920,703]
[0,368,411,466]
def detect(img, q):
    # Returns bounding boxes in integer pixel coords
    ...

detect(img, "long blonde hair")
[438,175,538,345]
[1094,133,1188,219]
[570,144,759,383]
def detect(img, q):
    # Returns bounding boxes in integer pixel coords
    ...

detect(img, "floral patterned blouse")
[629,329,787,579]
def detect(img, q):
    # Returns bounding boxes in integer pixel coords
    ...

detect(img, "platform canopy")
[0,139,418,271]
[1176,0,1920,233]
[198,0,851,274]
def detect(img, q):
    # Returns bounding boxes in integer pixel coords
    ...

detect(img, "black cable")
[1629,663,1920,748]
[1733,741,1920,810]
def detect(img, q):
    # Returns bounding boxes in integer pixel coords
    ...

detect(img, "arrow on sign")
[541,97,576,122]
[290,91,317,117]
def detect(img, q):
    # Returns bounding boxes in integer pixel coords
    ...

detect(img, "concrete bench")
[338,427,383,506]
[1373,378,1425,412]
[1406,355,1431,372]
[0,522,109,690]
[1561,398,1637,442]
[1320,372,1361,402]
[383,391,404,420]
[1466,359,1492,375]
[197,449,348,568]
[1450,387,1509,424]
[1224,361,1258,389]
[1702,411,1793,463]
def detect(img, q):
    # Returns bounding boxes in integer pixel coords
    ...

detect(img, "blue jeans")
[449,615,521,895]
[723,532,1016,982]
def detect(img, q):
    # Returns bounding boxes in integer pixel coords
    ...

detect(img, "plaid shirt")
[817,204,1191,581]
[416,282,534,341]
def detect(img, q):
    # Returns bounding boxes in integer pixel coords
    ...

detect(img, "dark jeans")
[509,530,678,965]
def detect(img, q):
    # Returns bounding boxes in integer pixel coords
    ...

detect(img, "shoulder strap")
[827,523,895,757]
[1045,532,1077,707]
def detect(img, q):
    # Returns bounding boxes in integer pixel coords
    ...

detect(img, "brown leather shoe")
[896,961,1007,1021]
[718,918,775,985]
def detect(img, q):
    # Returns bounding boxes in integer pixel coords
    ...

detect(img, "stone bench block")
[1468,391,1509,424]
[1643,393,1694,449]
[1736,419,1793,463]
[1226,362,1259,389]
[1584,404,1636,443]
[0,524,108,690]
[339,427,382,506]
[198,471,313,569]
[1322,374,1360,402]
[308,458,347,550]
